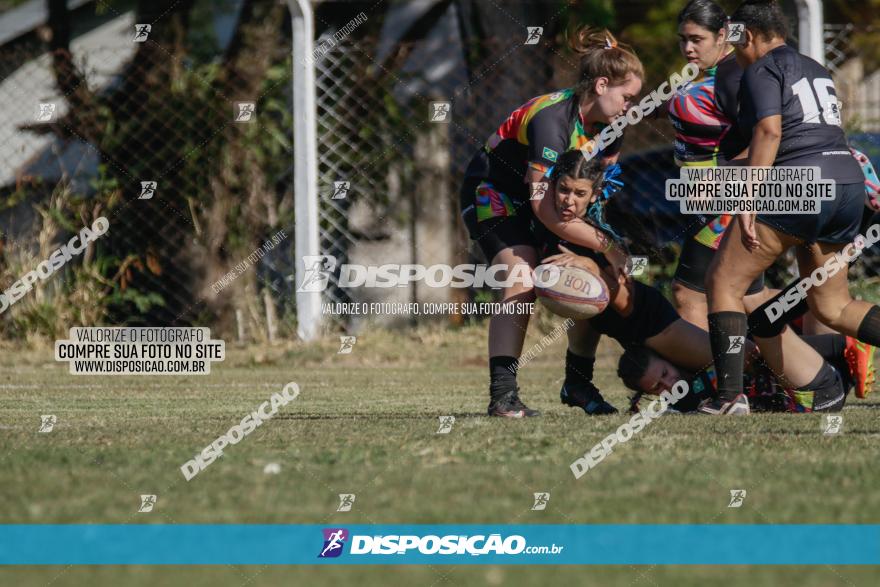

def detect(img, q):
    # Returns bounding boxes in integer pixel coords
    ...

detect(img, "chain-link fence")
[0,12,297,342]
[312,21,880,327]
[826,24,880,132]
[311,29,694,329]
[314,33,565,328]
[822,23,880,291]
[2,4,878,342]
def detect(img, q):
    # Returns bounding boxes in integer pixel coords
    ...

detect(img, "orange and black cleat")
[845,337,876,399]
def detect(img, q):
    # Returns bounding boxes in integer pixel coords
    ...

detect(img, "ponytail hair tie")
[585,163,625,242]
[604,36,617,49]
[600,163,624,200]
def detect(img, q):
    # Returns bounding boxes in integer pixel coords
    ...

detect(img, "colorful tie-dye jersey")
[463,89,623,221]
[692,213,732,250]
[668,52,744,166]
[668,53,746,249]
[851,147,880,210]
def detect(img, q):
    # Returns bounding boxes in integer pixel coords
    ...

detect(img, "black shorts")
[800,362,849,413]
[589,281,680,346]
[674,237,765,295]
[756,182,864,244]
[748,361,848,413]
[460,176,537,262]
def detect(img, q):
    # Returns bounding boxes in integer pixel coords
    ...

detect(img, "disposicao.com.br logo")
[317,528,563,558]
[297,255,561,292]
[318,528,349,558]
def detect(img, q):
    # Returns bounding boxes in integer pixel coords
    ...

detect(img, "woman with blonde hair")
[459,27,644,416]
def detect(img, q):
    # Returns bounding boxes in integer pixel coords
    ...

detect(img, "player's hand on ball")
[542,245,595,271]
[604,244,629,283]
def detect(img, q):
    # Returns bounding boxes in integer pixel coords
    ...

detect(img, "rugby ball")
[534,265,609,320]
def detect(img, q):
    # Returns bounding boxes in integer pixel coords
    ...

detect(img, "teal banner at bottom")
[1,525,878,565]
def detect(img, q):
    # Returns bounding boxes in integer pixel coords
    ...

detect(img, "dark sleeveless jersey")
[737,45,863,183]
[531,216,608,267]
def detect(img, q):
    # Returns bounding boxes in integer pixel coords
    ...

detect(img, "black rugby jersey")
[737,44,862,183]
[531,216,609,268]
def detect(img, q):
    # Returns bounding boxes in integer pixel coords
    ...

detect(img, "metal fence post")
[796,0,825,65]
[289,0,321,341]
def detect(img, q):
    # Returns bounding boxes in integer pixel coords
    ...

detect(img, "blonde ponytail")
[567,26,644,98]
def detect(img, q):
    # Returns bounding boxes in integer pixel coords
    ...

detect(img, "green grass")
[1,322,879,585]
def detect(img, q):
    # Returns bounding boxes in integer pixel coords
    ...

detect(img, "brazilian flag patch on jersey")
[542,147,558,162]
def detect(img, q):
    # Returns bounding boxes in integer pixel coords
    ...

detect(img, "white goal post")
[795,0,825,65]
[289,0,322,341]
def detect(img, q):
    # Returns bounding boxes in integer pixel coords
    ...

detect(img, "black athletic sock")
[857,306,880,347]
[708,311,748,402]
[489,356,519,399]
[565,350,595,388]
[747,279,810,337]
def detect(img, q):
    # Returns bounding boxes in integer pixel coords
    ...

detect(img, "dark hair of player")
[617,345,655,392]
[731,0,789,41]
[567,26,645,99]
[678,0,727,33]
[550,151,627,241]
[550,150,605,186]
[549,150,659,256]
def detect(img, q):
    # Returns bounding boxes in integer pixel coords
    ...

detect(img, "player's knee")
[703,267,725,297]
[705,269,753,302]
[798,362,846,413]
[567,342,594,357]
[498,264,537,297]
[743,288,773,314]
[671,281,704,311]
[808,298,844,329]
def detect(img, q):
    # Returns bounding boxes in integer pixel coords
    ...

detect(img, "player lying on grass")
[618,291,865,414]
[535,150,730,414]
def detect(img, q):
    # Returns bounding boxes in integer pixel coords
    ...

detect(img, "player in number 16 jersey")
[703,0,880,415]
[736,40,862,186]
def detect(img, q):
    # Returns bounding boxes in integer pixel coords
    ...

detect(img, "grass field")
[1,318,879,586]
